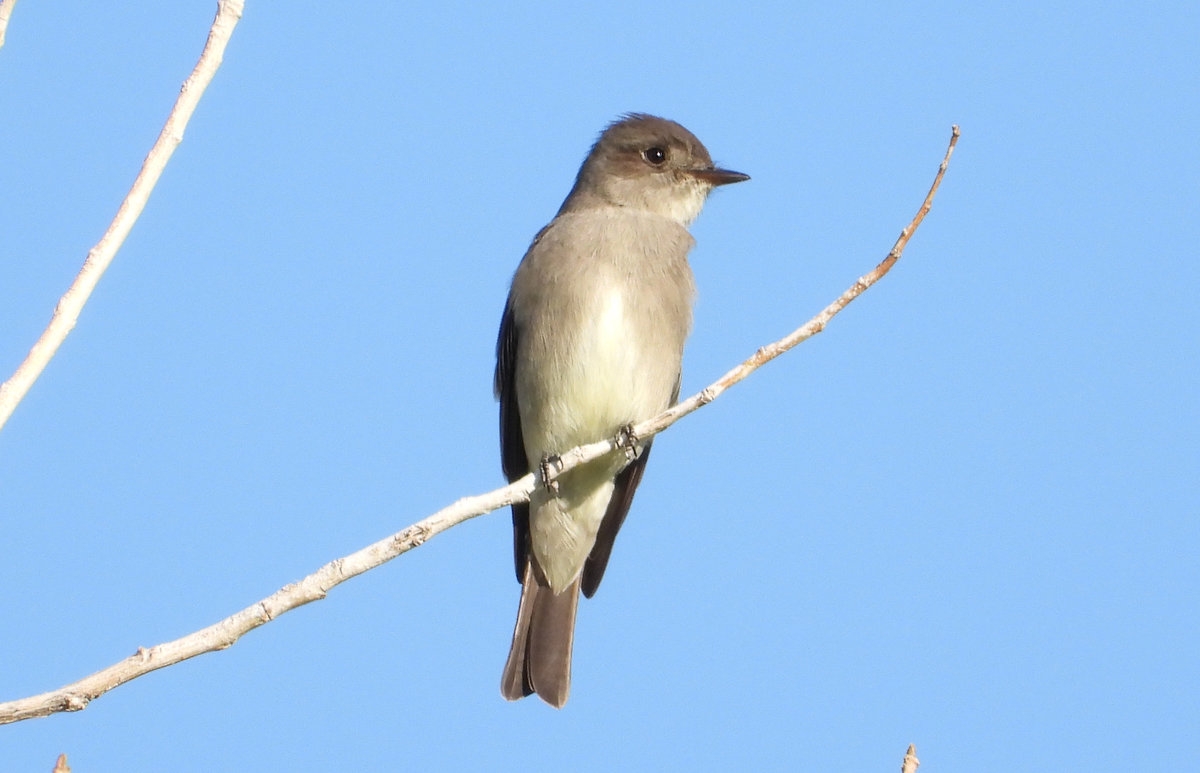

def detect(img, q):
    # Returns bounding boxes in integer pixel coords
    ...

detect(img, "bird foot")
[616,424,640,461]
[540,454,563,496]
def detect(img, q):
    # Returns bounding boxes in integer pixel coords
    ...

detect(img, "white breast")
[592,288,626,367]
[566,287,634,438]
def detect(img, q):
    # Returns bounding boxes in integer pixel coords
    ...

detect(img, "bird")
[495,113,748,707]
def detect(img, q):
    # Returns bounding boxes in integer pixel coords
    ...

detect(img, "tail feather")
[501,562,579,708]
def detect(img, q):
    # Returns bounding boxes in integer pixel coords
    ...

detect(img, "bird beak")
[687,167,750,186]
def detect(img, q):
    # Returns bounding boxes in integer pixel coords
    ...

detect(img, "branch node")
[323,557,347,586]
[397,523,431,550]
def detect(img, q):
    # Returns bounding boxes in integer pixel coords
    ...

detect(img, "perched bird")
[495,113,748,707]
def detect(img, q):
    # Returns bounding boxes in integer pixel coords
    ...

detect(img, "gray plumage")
[496,113,747,707]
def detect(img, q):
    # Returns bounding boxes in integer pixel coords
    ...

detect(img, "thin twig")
[0,126,959,724]
[0,0,246,434]
[0,0,16,51]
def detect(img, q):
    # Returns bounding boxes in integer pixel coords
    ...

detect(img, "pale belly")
[520,288,675,590]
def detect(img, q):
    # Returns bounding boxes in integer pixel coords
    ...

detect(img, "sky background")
[2,1,1197,770]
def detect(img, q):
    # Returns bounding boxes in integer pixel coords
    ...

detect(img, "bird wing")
[496,300,530,583]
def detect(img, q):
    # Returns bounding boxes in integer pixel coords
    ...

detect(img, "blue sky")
[2,1,1197,770]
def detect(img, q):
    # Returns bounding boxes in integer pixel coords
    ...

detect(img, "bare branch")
[901,744,920,773]
[0,0,16,52]
[0,126,958,724]
[0,0,246,434]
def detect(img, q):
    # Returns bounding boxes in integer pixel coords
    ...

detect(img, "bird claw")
[616,424,639,460]
[540,454,563,496]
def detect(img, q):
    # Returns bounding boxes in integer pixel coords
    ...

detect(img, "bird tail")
[501,561,579,708]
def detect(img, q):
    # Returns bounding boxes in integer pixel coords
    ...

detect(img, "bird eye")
[643,147,667,166]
